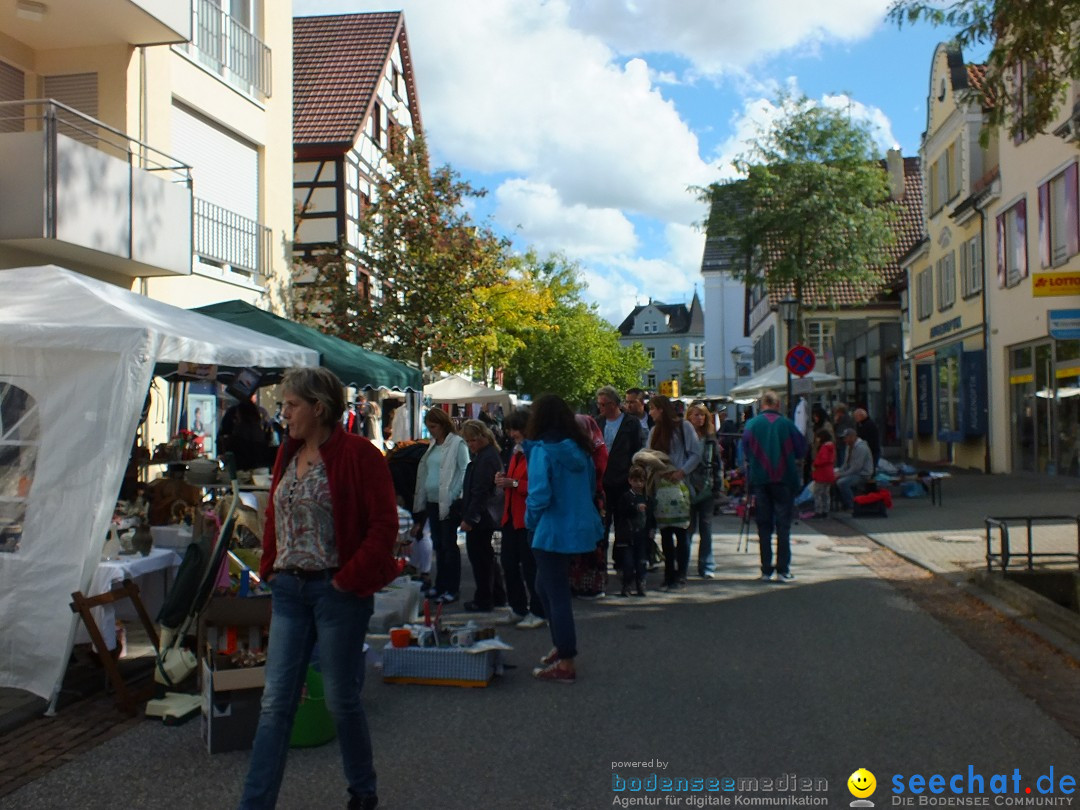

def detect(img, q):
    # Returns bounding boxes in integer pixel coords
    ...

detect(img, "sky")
[292,0,970,326]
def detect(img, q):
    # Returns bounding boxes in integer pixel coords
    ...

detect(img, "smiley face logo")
[848,768,876,798]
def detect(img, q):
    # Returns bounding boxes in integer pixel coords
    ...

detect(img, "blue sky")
[294,0,976,325]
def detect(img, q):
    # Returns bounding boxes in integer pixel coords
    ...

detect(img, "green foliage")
[699,94,898,323]
[352,134,511,372]
[888,0,1080,142]
[505,253,651,409]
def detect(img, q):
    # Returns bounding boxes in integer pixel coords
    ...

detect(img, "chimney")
[886,148,905,201]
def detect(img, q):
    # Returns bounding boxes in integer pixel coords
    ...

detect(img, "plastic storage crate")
[381,643,501,687]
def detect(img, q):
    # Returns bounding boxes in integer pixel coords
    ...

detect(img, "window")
[0,382,38,553]
[916,267,933,320]
[996,200,1028,287]
[646,373,656,388]
[805,320,834,361]
[937,251,956,310]
[928,140,960,215]
[646,347,655,360]
[937,349,961,440]
[960,236,983,297]
[670,345,681,360]
[690,343,704,360]
[753,326,776,372]
[1038,164,1079,268]
[371,101,382,147]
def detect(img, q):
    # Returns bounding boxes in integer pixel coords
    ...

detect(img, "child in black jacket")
[614,466,650,596]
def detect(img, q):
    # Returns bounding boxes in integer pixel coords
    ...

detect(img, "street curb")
[968,570,1080,662]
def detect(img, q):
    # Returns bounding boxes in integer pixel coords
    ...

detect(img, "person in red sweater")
[810,428,837,519]
[241,366,398,810]
[494,408,546,628]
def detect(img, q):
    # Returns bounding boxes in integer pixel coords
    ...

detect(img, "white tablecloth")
[75,547,182,651]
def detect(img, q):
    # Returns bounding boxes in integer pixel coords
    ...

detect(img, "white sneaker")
[516,612,547,629]
[497,611,526,626]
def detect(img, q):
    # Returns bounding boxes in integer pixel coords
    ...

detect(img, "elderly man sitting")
[834,428,874,510]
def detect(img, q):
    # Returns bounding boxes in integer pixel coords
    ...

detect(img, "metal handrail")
[0,99,191,183]
[194,197,271,282]
[984,515,1080,573]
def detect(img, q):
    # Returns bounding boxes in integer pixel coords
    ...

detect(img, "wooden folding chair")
[70,578,160,715]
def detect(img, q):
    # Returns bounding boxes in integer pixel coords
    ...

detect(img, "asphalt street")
[6,519,1080,810]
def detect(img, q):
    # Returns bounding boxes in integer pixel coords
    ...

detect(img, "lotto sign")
[1032,272,1080,297]
[785,344,815,377]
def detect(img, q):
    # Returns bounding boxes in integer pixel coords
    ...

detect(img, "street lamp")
[778,295,798,416]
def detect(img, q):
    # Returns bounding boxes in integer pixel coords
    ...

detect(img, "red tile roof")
[965,63,994,108]
[767,156,925,308]
[294,12,422,151]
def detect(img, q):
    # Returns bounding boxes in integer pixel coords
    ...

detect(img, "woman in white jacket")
[412,408,470,602]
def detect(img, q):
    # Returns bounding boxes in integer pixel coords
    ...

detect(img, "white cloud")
[494,179,637,258]
[566,0,892,74]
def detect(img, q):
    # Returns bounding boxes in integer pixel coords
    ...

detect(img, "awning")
[424,374,514,410]
[729,365,841,399]
[194,300,422,391]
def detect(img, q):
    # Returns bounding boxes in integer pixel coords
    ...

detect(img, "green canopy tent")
[193,300,421,391]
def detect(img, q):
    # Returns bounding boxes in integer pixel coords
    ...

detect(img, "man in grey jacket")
[834,428,874,510]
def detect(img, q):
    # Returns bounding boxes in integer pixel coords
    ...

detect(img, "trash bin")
[289,647,336,748]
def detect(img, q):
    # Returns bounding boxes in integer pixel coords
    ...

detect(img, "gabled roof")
[617,292,703,337]
[293,12,423,154]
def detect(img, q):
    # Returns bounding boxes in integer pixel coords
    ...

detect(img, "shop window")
[916,267,933,320]
[996,200,1028,288]
[937,351,961,441]
[1038,164,1079,268]
[960,236,982,298]
[0,382,38,553]
[937,251,956,310]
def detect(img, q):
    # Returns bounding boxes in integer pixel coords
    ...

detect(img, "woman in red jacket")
[494,408,546,629]
[240,367,398,810]
[810,428,837,519]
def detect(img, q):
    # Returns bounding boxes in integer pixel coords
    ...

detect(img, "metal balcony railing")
[984,515,1080,572]
[182,0,272,100]
[194,197,272,283]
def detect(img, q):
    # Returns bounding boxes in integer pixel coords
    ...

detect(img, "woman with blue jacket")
[524,394,604,684]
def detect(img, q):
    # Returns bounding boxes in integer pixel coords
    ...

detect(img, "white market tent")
[424,374,514,411]
[729,364,842,400]
[0,265,318,702]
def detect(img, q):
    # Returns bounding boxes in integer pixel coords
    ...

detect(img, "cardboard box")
[201,660,264,754]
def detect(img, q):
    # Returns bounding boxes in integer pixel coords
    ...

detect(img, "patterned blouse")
[272,454,338,571]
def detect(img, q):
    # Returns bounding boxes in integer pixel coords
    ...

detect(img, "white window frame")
[917,267,933,320]
[960,236,982,298]
[937,251,956,311]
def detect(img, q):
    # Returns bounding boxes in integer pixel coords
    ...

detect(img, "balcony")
[0,100,193,278]
[0,0,190,50]
[194,198,272,286]
[178,0,272,101]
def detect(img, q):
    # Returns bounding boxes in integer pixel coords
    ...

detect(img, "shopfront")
[910,338,988,469]
[1008,338,1080,475]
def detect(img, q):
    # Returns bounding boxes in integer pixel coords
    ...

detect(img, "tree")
[504,254,650,408]
[699,94,898,337]
[888,0,1080,142]
[351,133,511,372]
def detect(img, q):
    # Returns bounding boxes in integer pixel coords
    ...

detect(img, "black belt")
[275,567,339,581]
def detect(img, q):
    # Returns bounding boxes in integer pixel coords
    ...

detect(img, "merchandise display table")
[76,547,182,650]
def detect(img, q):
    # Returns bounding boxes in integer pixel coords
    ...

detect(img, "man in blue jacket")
[741,390,806,582]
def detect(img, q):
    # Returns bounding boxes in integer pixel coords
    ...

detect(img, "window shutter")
[1067,163,1079,258]
[1013,63,1024,145]
[0,61,24,134]
[996,212,1006,287]
[1038,181,1051,268]
[1016,199,1028,279]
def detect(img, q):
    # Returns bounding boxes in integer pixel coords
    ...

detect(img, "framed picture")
[187,393,217,458]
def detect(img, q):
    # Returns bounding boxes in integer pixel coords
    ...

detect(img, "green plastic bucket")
[289,664,336,748]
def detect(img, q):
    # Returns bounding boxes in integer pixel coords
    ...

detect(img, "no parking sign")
[785,344,815,377]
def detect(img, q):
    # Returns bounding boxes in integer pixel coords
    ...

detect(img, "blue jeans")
[533,549,577,660]
[689,500,714,575]
[835,475,866,510]
[427,500,461,597]
[238,575,375,809]
[753,482,793,577]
